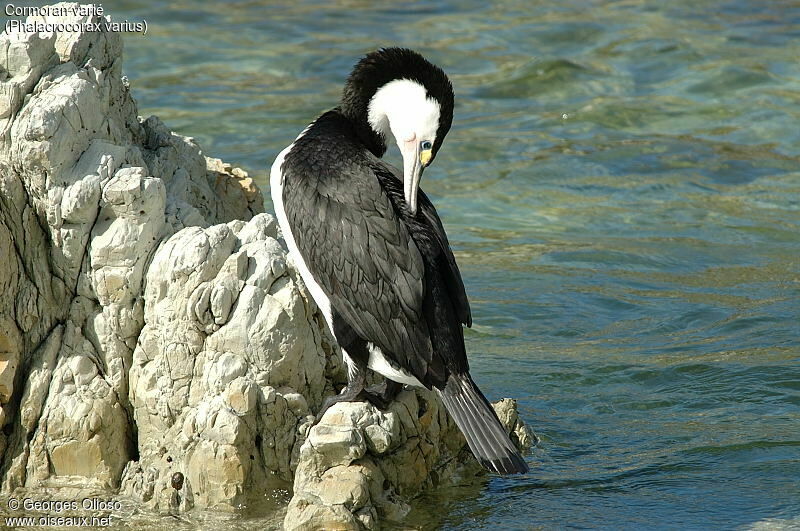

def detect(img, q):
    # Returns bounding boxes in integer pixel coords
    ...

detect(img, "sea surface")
[21,0,800,529]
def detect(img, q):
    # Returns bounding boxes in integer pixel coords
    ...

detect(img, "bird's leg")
[362,379,403,409]
[315,340,405,421]
[315,362,367,422]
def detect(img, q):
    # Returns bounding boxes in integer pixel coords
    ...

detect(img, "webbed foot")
[314,379,404,422]
[315,376,366,423]
[361,379,403,409]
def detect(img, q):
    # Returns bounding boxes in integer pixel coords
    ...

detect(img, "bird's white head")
[367,79,441,215]
[340,48,454,216]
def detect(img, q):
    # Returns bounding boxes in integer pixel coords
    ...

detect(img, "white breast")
[270,130,334,333]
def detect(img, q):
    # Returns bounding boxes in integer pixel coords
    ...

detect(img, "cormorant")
[270,48,528,474]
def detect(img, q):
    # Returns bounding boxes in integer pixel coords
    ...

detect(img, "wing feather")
[282,135,434,380]
[418,192,472,327]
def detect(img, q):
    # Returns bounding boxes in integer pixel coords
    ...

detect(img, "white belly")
[367,343,423,387]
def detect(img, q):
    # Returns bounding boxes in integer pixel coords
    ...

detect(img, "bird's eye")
[420,140,432,151]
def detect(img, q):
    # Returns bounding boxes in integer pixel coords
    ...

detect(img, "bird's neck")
[339,104,387,158]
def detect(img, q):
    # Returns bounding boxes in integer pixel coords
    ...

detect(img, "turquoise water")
[112,1,799,528]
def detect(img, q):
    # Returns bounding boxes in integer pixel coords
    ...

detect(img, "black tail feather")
[436,374,529,475]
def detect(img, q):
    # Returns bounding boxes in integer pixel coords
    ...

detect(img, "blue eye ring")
[420,140,432,151]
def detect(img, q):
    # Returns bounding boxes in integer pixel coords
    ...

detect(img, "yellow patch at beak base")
[419,149,432,166]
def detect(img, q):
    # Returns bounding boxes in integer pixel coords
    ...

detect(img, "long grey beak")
[402,145,431,215]
[404,158,423,215]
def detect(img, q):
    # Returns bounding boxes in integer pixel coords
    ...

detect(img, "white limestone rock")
[284,391,534,530]
[123,214,331,510]
[0,3,274,496]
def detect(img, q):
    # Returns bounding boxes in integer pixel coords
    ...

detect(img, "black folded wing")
[282,137,435,383]
[280,112,471,388]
